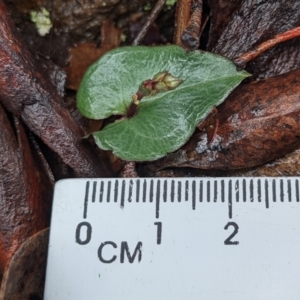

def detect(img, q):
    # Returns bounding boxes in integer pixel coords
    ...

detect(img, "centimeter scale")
[44,177,300,300]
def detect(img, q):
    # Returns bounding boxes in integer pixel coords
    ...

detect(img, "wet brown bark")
[213,0,300,79]
[0,104,51,274]
[0,1,112,178]
[207,0,242,50]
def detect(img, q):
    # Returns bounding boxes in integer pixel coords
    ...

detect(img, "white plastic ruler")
[44,177,300,300]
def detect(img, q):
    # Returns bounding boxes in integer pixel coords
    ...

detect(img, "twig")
[234,26,300,69]
[181,0,203,50]
[132,0,166,46]
[173,0,193,47]
[199,15,209,39]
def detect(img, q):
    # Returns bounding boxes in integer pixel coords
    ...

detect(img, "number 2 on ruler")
[224,222,239,245]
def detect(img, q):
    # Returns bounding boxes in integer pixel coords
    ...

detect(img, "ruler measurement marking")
[92,181,97,203]
[235,180,239,203]
[221,180,225,203]
[228,180,232,219]
[280,179,284,202]
[288,179,292,202]
[163,180,167,202]
[214,180,217,202]
[272,179,276,202]
[265,180,269,209]
[185,181,189,202]
[250,179,254,202]
[83,181,90,219]
[84,178,300,219]
[243,179,246,202]
[106,181,111,203]
[171,180,175,202]
[206,181,211,203]
[136,180,140,203]
[296,179,299,202]
[99,181,104,203]
[121,180,125,208]
[78,177,300,223]
[128,180,133,203]
[156,180,160,218]
[114,180,119,203]
[143,180,147,203]
[199,181,203,202]
[192,180,196,210]
[150,180,154,203]
[257,179,261,202]
[178,181,182,202]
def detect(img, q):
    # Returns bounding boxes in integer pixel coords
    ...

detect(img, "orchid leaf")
[77,45,249,161]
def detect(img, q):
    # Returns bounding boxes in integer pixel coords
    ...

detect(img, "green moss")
[30,7,52,36]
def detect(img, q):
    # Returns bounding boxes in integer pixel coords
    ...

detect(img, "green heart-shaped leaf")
[77,45,249,161]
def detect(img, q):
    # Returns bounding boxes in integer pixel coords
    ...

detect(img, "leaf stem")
[126,102,138,118]
[234,26,300,69]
